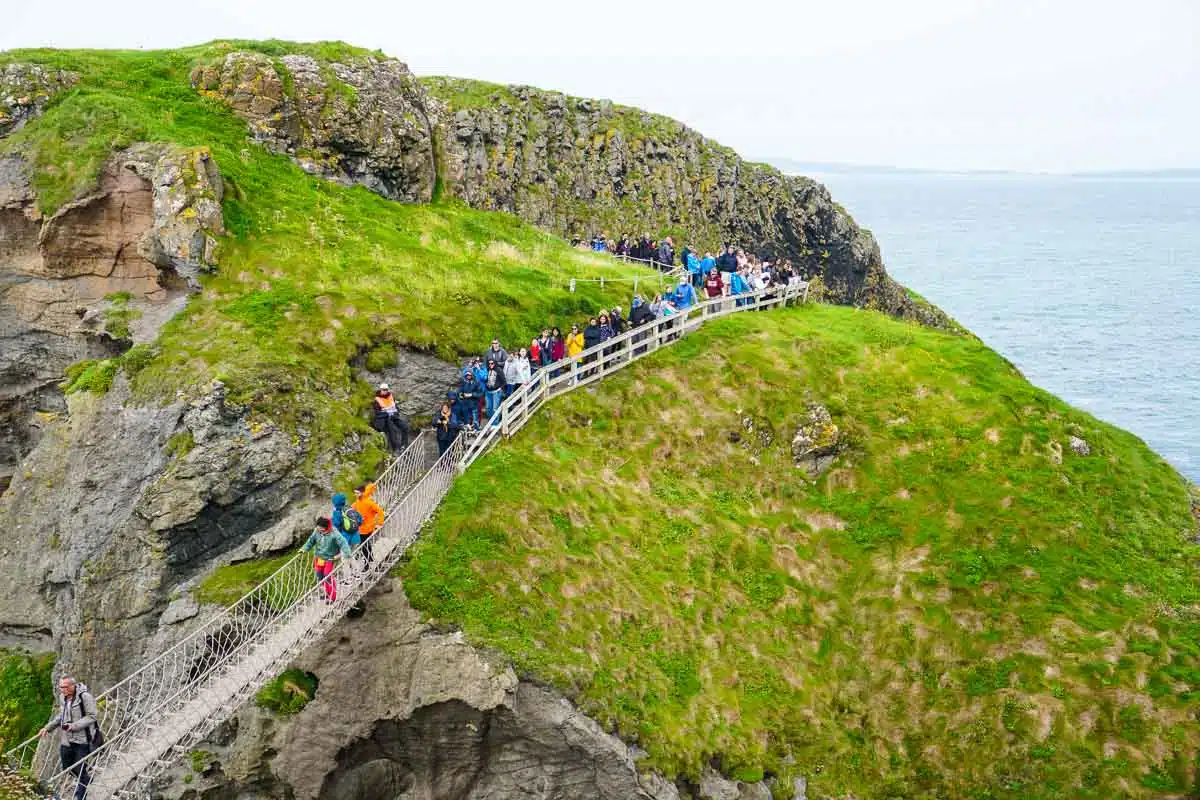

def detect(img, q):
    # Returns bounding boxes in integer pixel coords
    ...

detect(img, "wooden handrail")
[459,281,808,471]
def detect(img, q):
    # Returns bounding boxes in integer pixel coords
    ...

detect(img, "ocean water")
[811,172,1200,482]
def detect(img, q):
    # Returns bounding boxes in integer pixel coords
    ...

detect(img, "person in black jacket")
[582,316,601,371]
[657,237,675,271]
[434,401,462,455]
[716,244,738,273]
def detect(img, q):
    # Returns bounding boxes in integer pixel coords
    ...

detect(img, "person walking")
[528,336,542,370]
[483,339,508,367]
[40,677,98,800]
[484,358,507,425]
[371,384,410,454]
[673,276,697,309]
[704,266,725,303]
[549,327,566,372]
[352,483,384,564]
[435,401,462,455]
[506,348,531,396]
[468,358,488,422]
[302,517,353,603]
[331,493,363,550]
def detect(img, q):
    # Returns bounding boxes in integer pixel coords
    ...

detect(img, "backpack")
[73,687,105,749]
[338,507,363,534]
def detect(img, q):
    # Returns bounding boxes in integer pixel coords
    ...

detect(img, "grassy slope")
[0,42,659,480]
[403,305,1200,798]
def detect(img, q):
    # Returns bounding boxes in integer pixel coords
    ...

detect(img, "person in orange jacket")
[353,482,385,563]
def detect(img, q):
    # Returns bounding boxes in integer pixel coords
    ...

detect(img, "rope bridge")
[3,281,807,799]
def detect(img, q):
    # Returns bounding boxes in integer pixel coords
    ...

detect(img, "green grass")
[0,649,55,752]
[1,43,657,477]
[254,668,318,715]
[402,304,1200,799]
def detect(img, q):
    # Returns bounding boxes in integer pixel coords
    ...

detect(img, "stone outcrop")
[0,378,306,683]
[0,143,222,491]
[158,580,784,800]
[191,51,436,203]
[791,402,843,479]
[0,62,78,137]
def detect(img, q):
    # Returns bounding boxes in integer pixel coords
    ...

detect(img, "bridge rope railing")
[2,431,438,797]
[3,279,807,799]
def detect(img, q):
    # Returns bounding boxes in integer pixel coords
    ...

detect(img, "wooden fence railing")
[460,280,809,471]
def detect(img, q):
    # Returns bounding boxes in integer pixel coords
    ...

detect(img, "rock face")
[0,379,306,682]
[191,51,436,203]
[358,347,463,418]
[0,143,222,491]
[424,79,943,322]
[0,62,78,137]
[160,581,689,800]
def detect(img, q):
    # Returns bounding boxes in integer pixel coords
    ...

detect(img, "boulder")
[1068,435,1091,456]
[791,403,843,479]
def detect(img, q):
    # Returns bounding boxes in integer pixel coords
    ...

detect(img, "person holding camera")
[40,676,98,799]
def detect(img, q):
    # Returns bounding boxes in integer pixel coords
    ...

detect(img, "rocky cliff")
[0,41,936,798]
[425,78,938,322]
[0,135,223,492]
[185,50,945,326]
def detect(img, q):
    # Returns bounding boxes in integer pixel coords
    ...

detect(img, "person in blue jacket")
[699,251,716,280]
[730,268,752,306]
[673,276,697,309]
[686,251,703,288]
[331,493,363,548]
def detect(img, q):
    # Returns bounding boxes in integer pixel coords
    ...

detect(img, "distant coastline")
[762,158,1200,180]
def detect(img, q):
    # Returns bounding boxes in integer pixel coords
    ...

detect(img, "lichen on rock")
[791,402,843,479]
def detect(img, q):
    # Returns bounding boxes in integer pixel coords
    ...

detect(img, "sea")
[809,171,1200,482]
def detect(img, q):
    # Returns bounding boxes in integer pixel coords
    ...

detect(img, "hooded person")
[302,516,353,603]
[629,295,655,327]
[435,400,462,455]
[673,276,697,309]
[331,492,363,548]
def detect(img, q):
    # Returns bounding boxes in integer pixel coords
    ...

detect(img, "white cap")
[379,383,390,390]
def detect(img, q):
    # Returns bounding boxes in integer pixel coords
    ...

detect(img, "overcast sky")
[3,0,1196,172]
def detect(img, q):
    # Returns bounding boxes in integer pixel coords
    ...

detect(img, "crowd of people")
[368,238,808,464]
[570,232,807,288]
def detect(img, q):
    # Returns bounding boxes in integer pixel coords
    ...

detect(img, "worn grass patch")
[0,43,656,477]
[403,304,1200,799]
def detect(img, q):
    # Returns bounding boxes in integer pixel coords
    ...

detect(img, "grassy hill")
[1,43,653,479]
[402,304,1200,798]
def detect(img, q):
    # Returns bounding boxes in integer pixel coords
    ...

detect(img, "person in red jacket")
[704,266,725,299]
